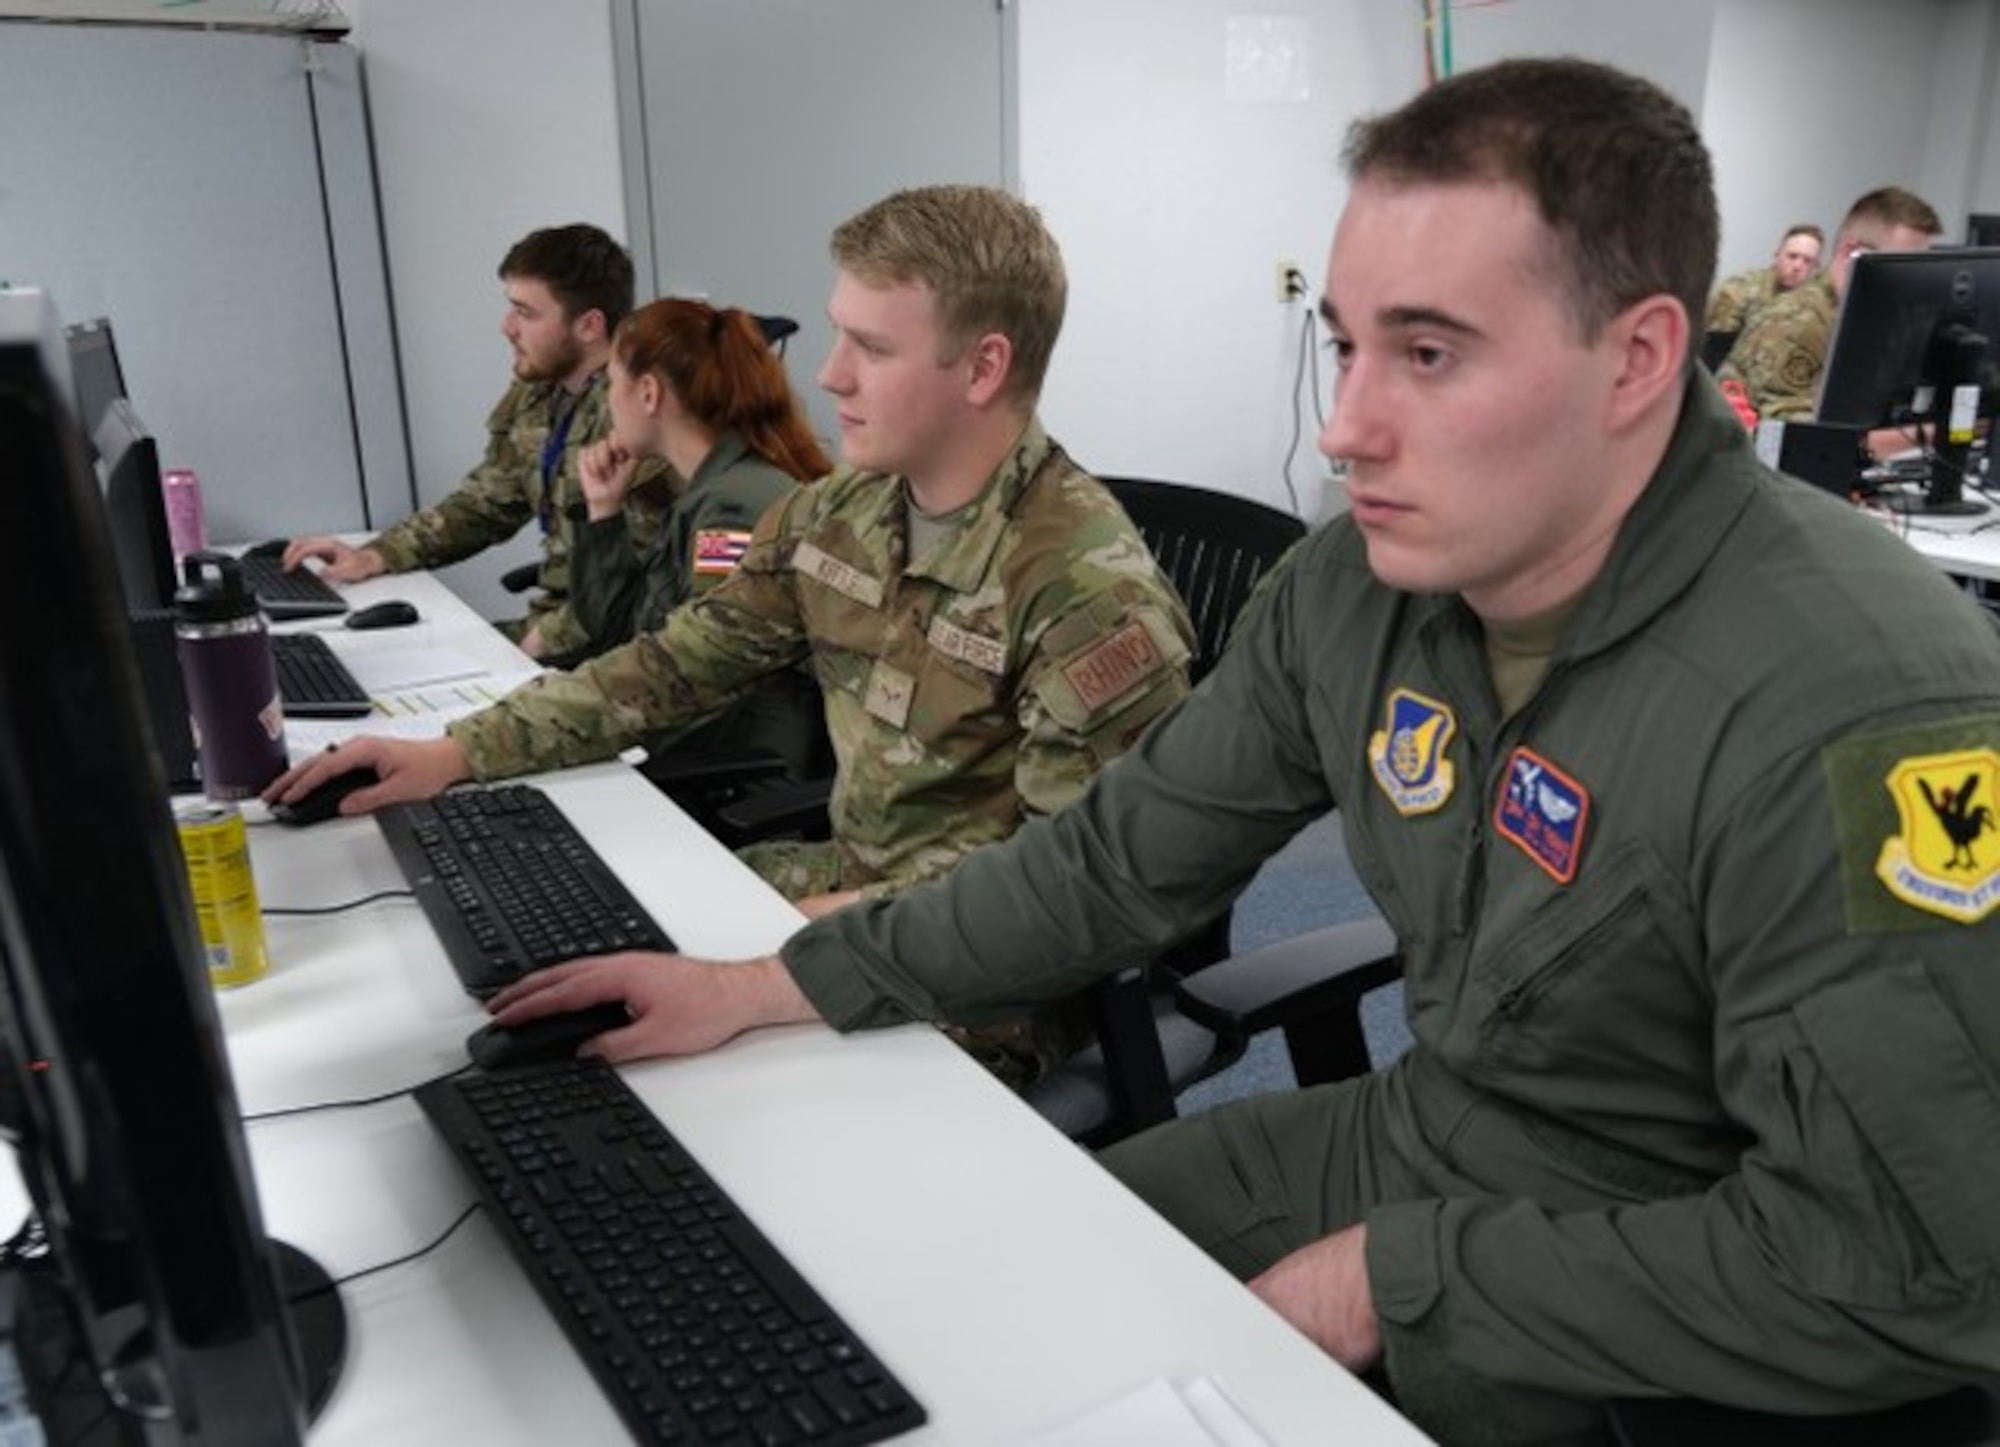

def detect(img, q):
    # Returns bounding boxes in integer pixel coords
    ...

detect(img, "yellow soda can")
[173,801,270,988]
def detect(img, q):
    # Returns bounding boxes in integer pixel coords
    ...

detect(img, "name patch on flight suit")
[692,528,754,584]
[1873,746,2000,924]
[1061,621,1165,713]
[1494,747,1590,883]
[794,540,885,610]
[1367,688,1457,816]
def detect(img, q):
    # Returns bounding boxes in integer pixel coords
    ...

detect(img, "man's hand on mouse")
[485,951,821,1064]
[261,735,474,816]
[281,535,389,583]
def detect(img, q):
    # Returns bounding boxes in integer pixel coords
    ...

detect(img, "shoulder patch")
[693,528,754,576]
[1062,620,1169,714]
[1368,688,1458,816]
[1875,747,2000,924]
[1494,746,1590,884]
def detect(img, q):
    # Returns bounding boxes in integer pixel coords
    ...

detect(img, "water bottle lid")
[174,551,262,623]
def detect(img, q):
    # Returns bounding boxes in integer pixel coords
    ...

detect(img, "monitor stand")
[7,1235,347,1441]
[1878,441,1991,517]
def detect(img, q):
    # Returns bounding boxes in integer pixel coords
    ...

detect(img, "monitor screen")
[63,316,127,461]
[1817,247,2000,515]
[0,287,341,1443]
[94,397,178,613]
[1968,213,2000,248]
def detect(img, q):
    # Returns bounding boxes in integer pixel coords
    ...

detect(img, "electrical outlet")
[1275,260,1308,303]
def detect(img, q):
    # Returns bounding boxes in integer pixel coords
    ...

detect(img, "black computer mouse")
[270,766,381,827]
[345,599,420,631]
[244,538,290,560]
[466,1003,632,1071]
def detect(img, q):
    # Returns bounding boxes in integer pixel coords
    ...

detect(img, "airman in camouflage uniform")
[1719,190,1941,421]
[1704,223,1823,335]
[267,187,1203,1089]
[283,223,670,662]
[448,421,1194,1083]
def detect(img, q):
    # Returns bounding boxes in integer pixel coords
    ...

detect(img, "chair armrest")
[1174,913,1401,1085]
[711,776,835,843]
[499,562,540,593]
[637,747,790,794]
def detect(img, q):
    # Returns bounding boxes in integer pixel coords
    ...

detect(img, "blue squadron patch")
[1875,746,2000,924]
[1368,688,1457,816]
[1495,746,1589,883]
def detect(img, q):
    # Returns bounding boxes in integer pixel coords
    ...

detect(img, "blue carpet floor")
[1173,811,1408,1115]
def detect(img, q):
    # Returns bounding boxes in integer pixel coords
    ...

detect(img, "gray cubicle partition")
[0,21,410,545]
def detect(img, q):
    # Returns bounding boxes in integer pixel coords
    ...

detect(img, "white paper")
[1014,1375,1271,1447]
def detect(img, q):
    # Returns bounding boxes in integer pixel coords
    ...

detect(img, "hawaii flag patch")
[693,528,754,584]
[1875,747,2000,924]
[1494,747,1590,883]
[1367,688,1457,816]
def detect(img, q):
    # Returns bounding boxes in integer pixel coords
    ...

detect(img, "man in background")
[1719,186,1942,419]
[1704,221,1822,334]
[283,223,669,662]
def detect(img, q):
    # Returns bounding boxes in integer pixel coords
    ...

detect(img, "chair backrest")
[1100,477,1307,683]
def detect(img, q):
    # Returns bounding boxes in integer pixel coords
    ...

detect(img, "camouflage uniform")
[1704,263,1780,334]
[1716,274,1837,421]
[367,370,672,659]
[448,421,1197,1087]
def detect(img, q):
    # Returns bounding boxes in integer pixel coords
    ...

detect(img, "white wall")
[346,0,2000,615]
[346,0,626,621]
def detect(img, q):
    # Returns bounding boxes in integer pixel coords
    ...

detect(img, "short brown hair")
[829,185,1066,407]
[1342,57,1717,347]
[499,224,637,331]
[1838,187,1944,247]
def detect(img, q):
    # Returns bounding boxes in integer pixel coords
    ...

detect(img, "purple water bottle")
[175,552,287,799]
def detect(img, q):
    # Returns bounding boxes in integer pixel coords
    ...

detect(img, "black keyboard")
[375,784,675,997]
[271,632,372,719]
[415,1059,926,1446]
[238,552,349,620]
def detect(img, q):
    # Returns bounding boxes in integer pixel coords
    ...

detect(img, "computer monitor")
[94,396,178,612]
[1967,213,2000,249]
[0,288,344,1443]
[1817,247,2000,515]
[63,316,128,460]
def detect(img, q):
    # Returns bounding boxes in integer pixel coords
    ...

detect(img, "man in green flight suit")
[267,185,1196,1089]
[282,223,670,663]
[474,60,2000,1445]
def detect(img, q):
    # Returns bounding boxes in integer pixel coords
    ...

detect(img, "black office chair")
[1605,1385,2000,1446]
[1022,476,1310,1146]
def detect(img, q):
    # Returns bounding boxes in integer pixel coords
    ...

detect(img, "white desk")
[91,569,1433,1443]
[1896,511,2000,584]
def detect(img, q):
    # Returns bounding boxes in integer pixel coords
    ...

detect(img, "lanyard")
[538,386,586,535]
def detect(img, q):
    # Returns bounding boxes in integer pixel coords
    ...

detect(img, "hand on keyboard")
[486,948,822,1065]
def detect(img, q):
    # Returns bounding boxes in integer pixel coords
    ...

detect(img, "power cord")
[1279,297,1322,517]
[285,1201,484,1310]
[262,889,414,917]
[241,1060,474,1123]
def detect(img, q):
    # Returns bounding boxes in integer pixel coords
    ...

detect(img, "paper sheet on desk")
[283,666,543,752]
[1016,1375,1271,1447]
[338,644,489,693]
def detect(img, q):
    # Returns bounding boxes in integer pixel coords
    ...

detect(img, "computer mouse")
[270,766,380,827]
[244,537,289,560]
[345,599,420,631]
[465,1003,632,1071]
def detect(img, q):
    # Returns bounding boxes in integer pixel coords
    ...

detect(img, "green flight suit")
[783,377,2000,1443]
[450,420,1196,1085]
[566,431,820,782]
[367,371,670,659]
